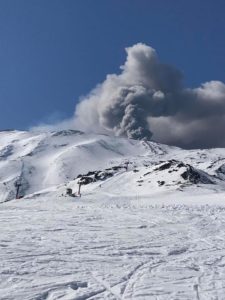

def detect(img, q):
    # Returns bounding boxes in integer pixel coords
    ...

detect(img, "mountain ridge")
[1,129,225,203]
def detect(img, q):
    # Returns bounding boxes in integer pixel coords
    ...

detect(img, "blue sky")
[0,0,224,130]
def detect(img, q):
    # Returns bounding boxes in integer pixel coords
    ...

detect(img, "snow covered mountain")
[2,130,225,300]
[0,129,225,203]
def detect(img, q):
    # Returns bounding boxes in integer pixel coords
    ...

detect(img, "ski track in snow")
[1,196,225,300]
[1,131,225,299]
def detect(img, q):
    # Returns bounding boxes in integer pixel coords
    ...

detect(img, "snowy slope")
[0,130,155,202]
[2,191,225,299]
[1,130,225,299]
[0,129,225,203]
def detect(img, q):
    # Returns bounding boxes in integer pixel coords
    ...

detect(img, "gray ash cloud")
[74,43,225,149]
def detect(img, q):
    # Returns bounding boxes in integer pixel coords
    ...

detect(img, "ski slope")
[1,130,225,299]
[2,195,225,299]
[1,129,225,203]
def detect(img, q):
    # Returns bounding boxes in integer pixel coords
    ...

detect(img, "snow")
[1,130,225,299]
[2,195,225,299]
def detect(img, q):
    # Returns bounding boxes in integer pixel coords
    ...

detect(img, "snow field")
[1,130,225,299]
[1,195,225,299]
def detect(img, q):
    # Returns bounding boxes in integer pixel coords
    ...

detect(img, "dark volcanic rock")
[153,160,214,185]
[52,130,84,137]
[216,164,225,175]
[77,166,122,185]
[157,181,165,186]
[181,165,214,184]
[155,161,175,171]
[78,176,93,185]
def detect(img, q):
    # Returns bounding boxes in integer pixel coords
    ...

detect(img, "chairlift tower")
[77,181,82,196]
[14,180,22,199]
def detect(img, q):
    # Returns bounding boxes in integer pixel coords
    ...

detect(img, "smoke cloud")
[74,43,225,149]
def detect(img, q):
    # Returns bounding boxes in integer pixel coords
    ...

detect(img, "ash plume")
[74,43,225,149]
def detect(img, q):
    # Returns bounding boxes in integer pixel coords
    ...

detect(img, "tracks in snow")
[1,199,225,299]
